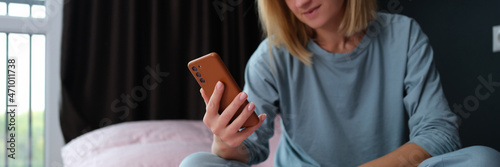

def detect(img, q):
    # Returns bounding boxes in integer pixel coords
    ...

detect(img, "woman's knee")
[419,146,500,167]
[180,152,216,167]
[462,145,500,165]
[179,152,250,167]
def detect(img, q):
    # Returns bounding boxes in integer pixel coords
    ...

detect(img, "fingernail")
[216,81,223,90]
[261,114,267,121]
[248,102,255,111]
[239,92,247,100]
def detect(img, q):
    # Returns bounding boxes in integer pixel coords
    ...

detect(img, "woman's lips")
[303,5,321,18]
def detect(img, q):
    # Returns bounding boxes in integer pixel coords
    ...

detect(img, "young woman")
[181,0,500,166]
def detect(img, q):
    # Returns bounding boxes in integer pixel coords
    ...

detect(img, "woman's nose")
[295,0,312,8]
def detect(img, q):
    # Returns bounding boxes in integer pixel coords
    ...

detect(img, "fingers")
[206,81,224,118]
[203,81,224,128]
[200,81,267,149]
[215,92,248,129]
[200,88,209,104]
[227,102,255,132]
[233,114,267,143]
[217,114,266,149]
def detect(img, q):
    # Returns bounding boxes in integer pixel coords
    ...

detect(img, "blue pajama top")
[241,13,461,166]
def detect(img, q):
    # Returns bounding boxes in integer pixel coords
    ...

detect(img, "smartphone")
[188,52,259,127]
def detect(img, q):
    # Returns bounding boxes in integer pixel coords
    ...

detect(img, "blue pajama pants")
[180,146,500,167]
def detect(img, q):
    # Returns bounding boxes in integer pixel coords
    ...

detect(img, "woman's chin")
[297,16,327,30]
[303,22,325,30]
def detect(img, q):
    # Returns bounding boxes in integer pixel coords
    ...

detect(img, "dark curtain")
[61,0,262,142]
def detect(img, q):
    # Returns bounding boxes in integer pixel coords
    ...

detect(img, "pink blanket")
[62,116,281,167]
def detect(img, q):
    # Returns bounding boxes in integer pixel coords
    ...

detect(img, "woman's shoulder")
[247,38,292,67]
[370,12,428,47]
[375,12,416,25]
[252,38,290,56]
[372,12,424,35]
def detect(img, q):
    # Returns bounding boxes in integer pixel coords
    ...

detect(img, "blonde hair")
[257,0,377,65]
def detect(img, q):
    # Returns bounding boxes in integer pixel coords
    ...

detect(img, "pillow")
[62,116,281,167]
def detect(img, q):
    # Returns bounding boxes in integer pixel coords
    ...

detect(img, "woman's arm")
[359,143,431,167]
[362,19,460,166]
[211,135,252,163]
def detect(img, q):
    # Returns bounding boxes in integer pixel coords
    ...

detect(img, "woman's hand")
[200,81,266,162]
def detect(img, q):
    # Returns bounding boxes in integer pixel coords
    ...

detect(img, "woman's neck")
[313,23,364,54]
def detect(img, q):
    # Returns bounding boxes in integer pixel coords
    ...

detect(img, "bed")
[61,116,282,167]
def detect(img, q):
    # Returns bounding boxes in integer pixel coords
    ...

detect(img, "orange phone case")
[188,52,259,127]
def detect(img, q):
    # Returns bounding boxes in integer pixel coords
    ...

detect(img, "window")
[0,0,46,18]
[0,0,63,166]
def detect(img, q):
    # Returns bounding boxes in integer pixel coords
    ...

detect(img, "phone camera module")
[192,66,198,71]
[200,78,205,83]
[196,72,201,77]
